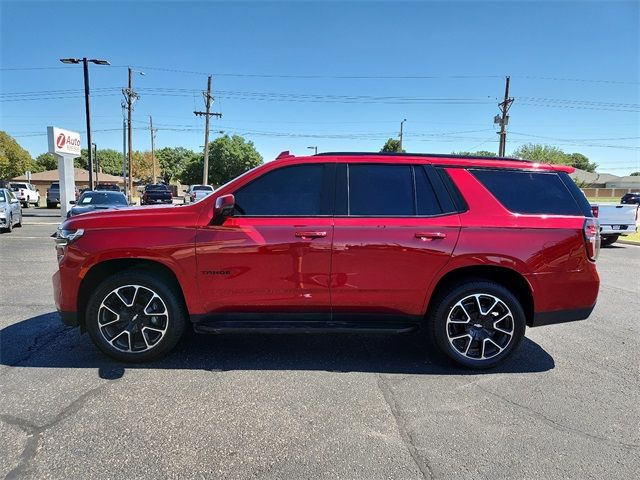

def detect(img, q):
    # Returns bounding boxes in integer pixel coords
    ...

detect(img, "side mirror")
[10,198,19,204]
[214,194,235,220]
[69,200,76,205]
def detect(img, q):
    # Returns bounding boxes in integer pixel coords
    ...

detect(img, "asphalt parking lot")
[1,209,638,479]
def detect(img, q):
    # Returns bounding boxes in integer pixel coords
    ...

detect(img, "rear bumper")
[600,224,637,236]
[530,305,595,327]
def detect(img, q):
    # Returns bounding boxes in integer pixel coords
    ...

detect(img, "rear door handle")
[295,231,327,239]
[415,232,447,240]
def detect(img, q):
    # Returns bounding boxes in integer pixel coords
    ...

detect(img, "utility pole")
[194,75,222,185]
[307,146,318,155]
[497,76,514,157]
[399,118,407,151]
[122,67,144,201]
[121,106,127,196]
[149,115,157,183]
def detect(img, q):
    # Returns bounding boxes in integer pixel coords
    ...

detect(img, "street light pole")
[307,146,318,155]
[60,57,109,190]
[92,142,99,186]
[399,119,407,151]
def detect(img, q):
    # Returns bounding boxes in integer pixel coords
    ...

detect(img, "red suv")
[52,152,600,368]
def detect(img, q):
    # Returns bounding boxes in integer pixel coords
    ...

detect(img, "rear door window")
[348,164,414,216]
[471,169,584,216]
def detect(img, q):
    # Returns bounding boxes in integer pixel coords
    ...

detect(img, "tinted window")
[349,164,414,216]
[77,192,127,205]
[194,185,213,191]
[471,169,584,215]
[145,184,168,191]
[234,164,331,216]
[414,166,442,215]
[0,191,6,202]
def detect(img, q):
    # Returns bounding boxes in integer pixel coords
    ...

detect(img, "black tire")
[14,215,21,227]
[22,201,29,209]
[5,215,13,233]
[85,270,186,362]
[46,202,56,209]
[426,280,526,369]
[601,235,619,247]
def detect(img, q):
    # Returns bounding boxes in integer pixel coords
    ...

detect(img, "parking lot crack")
[1,384,108,480]
[376,374,435,480]
[475,384,640,451]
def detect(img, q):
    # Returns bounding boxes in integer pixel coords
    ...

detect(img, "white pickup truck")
[183,184,214,204]
[592,203,639,246]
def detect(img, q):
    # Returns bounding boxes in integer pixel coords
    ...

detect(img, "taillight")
[583,218,600,261]
[591,205,599,218]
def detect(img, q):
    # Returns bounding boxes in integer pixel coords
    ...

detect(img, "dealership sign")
[47,126,81,156]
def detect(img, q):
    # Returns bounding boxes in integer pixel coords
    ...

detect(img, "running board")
[191,313,421,335]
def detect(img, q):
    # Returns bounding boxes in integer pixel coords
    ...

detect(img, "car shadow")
[0,312,555,379]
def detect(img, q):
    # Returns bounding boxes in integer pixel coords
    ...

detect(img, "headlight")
[0,211,6,219]
[53,227,85,247]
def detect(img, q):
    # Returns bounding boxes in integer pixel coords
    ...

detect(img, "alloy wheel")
[446,293,515,360]
[97,285,169,353]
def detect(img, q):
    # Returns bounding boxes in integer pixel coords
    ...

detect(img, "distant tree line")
[0,131,263,185]
[380,137,599,173]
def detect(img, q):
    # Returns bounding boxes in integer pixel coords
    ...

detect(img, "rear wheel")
[601,235,619,247]
[86,270,186,362]
[426,280,526,369]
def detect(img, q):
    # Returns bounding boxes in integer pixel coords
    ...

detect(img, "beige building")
[11,168,125,206]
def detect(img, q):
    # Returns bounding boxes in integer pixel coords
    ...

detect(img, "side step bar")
[193,321,418,335]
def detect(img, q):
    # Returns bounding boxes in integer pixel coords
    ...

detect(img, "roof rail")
[313,151,531,163]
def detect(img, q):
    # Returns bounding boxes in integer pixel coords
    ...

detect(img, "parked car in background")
[53,151,600,369]
[591,203,639,246]
[0,188,22,232]
[183,184,214,204]
[9,182,39,208]
[47,182,80,208]
[141,183,173,205]
[621,192,640,205]
[67,190,129,218]
[95,183,121,192]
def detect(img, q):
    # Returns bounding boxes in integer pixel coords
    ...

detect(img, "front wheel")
[86,270,186,362]
[426,280,526,369]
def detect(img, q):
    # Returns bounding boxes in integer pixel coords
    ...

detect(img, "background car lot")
[0,212,638,479]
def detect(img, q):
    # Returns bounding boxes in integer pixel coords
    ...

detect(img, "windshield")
[145,184,169,191]
[193,185,214,191]
[10,183,27,190]
[77,191,127,206]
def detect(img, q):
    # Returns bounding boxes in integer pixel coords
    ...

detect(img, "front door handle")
[415,232,447,240]
[295,231,327,239]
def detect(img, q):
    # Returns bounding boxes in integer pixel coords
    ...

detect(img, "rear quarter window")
[471,169,585,216]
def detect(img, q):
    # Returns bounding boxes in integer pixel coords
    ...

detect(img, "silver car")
[0,188,23,233]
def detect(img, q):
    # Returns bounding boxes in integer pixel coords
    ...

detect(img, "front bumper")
[530,306,595,327]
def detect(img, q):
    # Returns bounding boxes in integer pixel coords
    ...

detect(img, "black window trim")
[231,162,336,218]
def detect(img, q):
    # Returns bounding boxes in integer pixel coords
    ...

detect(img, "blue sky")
[1,0,638,174]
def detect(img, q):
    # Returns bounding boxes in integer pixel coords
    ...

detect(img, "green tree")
[629,171,639,176]
[566,152,598,173]
[380,138,404,153]
[0,131,35,179]
[156,147,197,182]
[179,135,263,186]
[512,143,597,173]
[73,148,123,175]
[34,152,58,171]
[512,144,567,164]
[452,150,496,157]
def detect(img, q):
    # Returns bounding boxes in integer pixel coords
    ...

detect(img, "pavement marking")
[22,222,61,225]
[0,236,50,239]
